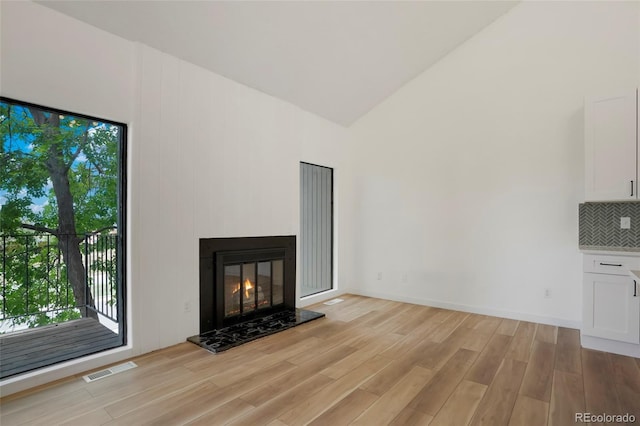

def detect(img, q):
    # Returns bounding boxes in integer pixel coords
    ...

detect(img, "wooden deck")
[0,318,121,379]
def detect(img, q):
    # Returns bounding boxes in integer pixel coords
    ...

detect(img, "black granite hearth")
[187,308,324,354]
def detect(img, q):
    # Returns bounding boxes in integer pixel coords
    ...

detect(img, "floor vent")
[323,298,344,306]
[83,361,137,383]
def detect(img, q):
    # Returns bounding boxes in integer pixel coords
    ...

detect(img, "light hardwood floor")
[1,295,639,425]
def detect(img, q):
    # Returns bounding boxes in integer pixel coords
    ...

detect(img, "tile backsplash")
[579,202,640,247]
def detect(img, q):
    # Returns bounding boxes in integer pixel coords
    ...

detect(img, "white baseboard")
[350,289,581,330]
[298,287,353,308]
[581,334,640,358]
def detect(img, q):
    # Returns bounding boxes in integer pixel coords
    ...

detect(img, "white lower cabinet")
[583,272,639,344]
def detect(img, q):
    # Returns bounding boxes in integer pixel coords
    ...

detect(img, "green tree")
[0,100,121,329]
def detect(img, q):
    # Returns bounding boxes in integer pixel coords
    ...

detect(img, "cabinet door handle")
[632,180,634,197]
[635,280,638,297]
[599,263,623,267]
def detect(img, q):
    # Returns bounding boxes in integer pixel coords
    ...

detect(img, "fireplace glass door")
[218,249,285,321]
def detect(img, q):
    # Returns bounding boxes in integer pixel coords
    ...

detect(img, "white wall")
[348,1,640,326]
[133,45,352,354]
[0,2,135,124]
[0,1,352,395]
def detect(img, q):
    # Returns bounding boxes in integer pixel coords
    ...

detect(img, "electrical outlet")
[621,217,631,229]
[184,301,191,313]
[376,272,382,280]
[544,288,552,299]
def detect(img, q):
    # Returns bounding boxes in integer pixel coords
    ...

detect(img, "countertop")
[579,245,640,254]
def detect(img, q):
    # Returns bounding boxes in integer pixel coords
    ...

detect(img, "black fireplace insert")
[199,236,296,332]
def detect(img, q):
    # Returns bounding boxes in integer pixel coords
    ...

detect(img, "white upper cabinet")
[584,90,639,201]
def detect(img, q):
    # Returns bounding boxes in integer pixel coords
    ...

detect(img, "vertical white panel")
[300,163,333,297]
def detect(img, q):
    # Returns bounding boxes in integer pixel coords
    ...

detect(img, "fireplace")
[190,235,324,353]
[218,248,284,319]
[199,236,296,332]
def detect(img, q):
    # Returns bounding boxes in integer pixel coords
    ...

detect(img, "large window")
[0,97,126,377]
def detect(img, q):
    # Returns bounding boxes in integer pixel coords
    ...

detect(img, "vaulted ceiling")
[38,1,518,126]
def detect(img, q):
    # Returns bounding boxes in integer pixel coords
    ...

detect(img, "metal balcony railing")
[0,229,119,332]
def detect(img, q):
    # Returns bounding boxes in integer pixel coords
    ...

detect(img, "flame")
[244,278,253,299]
[231,279,255,299]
